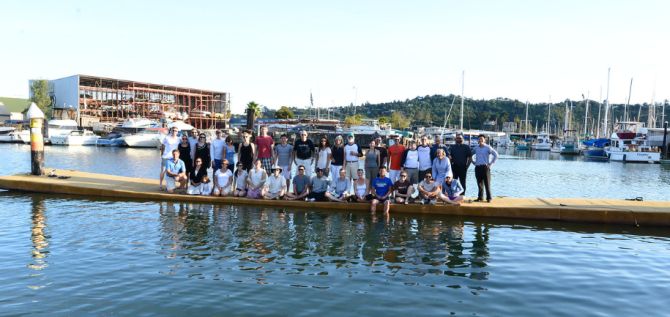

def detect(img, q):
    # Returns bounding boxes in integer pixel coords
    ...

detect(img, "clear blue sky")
[1,0,668,113]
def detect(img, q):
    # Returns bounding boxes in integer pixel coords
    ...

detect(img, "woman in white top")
[315,137,332,177]
[264,166,287,200]
[353,168,370,203]
[233,162,248,197]
[246,159,267,199]
[213,159,234,196]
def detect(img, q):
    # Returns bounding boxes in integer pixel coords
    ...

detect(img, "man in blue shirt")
[370,166,394,215]
[472,134,498,203]
[165,149,187,193]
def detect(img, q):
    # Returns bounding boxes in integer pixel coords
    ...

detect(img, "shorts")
[307,191,327,201]
[345,162,359,180]
[213,185,233,196]
[280,165,291,180]
[260,157,273,172]
[373,196,389,203]
[166,176,177,191]
[246,188,262,199]
[266,191,284,199]
[389,169,400,182]
[365,167,379,180]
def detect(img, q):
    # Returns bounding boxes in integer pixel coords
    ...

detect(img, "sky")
[1,0,668,114]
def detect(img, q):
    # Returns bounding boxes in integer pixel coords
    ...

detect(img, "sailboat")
[559,100,580,155]
[516,101,530,151]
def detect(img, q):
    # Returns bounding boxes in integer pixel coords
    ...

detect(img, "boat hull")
[122,135,161,148]
[608,151,660,163]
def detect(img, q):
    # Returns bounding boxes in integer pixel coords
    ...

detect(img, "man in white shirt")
[343,134,364,184]
[160,127,181,191]
[264,165,287,200]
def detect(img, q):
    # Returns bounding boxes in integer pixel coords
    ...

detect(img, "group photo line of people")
[159,125,499,215]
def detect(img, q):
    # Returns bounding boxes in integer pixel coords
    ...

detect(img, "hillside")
[0,97,31,112]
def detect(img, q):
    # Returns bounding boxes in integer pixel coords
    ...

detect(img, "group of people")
[159,125,499,216]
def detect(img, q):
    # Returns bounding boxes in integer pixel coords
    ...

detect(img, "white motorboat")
[531,132,552,151]
[47,119,79,142]
[17,129,31,144]
[120,118,158,129]
[0,127,16,143]
[50,130,100,146]
[120,128,166,148]
[606,122,660,163]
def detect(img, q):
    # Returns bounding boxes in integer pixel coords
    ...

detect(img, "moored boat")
[50,130,100,146]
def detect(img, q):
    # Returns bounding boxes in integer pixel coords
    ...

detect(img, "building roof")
[0,97,30,113]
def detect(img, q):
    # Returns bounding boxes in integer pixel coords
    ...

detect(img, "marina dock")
[1,169,668,227]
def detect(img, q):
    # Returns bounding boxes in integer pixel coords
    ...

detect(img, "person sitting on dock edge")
[306,168,329,202]
[233,162,248,197]
[264,165,287,200]
[187,157,210,195]
[165,149,187,194]
[246,159,267,199]
[326,168,350,202]
[418,171,440,205]
[353,169,370,203]
[393,171,414,204]
[438,175,464,206]
[160,126,181,191]
[212,159,234,196]
[370,166,394,215]
[285,164,310,200]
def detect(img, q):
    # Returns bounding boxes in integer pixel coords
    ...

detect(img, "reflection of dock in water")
[1,169,669,227]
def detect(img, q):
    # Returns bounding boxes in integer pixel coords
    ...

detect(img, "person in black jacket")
[449,134,472,196]
[194,133,211,172]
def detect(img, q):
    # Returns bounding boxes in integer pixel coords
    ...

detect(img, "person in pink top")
[254,125,274,172]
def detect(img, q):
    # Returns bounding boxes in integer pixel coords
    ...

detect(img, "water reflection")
[28,196,50,290]
[155,203,492,291]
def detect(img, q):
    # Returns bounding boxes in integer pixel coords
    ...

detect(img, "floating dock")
[1,169,669,227]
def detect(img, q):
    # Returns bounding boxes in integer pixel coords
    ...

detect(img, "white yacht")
[531,132,552,151]
[606,122,660,163]
[17,129,31,144]
[121,128,166,148]
[47,119,79,142]
[50,130,100,146]
[120,118,158,129]
[0,127,16,143]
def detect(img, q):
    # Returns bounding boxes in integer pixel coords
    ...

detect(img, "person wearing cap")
[330,135,345,181]
[438,175,464,205]
[285,164,310,200]
[233,162,249,197]
[274,134,294,189]
[387,135,405,182]
[255,125,275,172]
[326,168,350,202]
[264,165,287,200]
[370,166,394,215]
[343,133,364,184]
[306,168,330,202]
[449,134,472,196]
[293,130,316,176]
[473,134,498,203]
[246,159,267,199]
[165,149,187,193]
[160,126,181,191]
[213,159,234,196]
[210,129,227,173]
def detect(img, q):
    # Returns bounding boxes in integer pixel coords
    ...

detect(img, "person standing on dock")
[387,135,405,182]
[178,134,193,178]
[315,137,332,178]
[210,130,227,174]
[449,134,472,196]
[293,130,316,176]
[194,133,211,173]
[330,135,345,181]
[364,140,381,187]
[274,134,294,189]
[344,133,364,186]
[401,140,420,185]
[370,166,394,216]
[431,148,452,185]
[160,127,181,191]
[223,136,236,173]
[255,125,274,172]
[188,129,199,163]
[430,136,448,162]
[165,149,187,194]
[238,130,256,171]
[417,136,432,180]
[473,134,498,203]
[375,137,388,169]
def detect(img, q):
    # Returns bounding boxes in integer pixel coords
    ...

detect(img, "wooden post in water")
[26,103,45,176]
[663,121,668,159]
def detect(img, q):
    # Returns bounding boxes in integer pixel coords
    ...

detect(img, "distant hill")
[279,94,668,132]
[0,97,31,113]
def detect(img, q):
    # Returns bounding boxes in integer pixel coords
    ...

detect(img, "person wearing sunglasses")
[187,157,211,195]
[293,130,315,176]
[418,171,440,205]
[393,171,414,204]
[438,175,464,206]
[194,133,211,173]
[159,127,181,191]
[233,162,248,197]
[285,165,310,201]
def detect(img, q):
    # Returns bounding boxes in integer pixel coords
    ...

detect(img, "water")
[1,144,670,316]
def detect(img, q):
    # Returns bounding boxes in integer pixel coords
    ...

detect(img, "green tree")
[246,101,262,129]
[390,112,411,129]
[378,116,389,124]
[275,106,295,119]
[30,80,52,118]
[344,114,363,126]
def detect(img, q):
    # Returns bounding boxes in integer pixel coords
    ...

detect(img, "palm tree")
[246,101,261,130]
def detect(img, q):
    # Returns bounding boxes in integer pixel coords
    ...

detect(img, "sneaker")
[429,199,436,205]
[309,198,316,202]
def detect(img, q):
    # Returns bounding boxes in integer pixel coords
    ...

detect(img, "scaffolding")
[73,75,229,129]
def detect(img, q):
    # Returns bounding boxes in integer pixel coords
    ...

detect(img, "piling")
[663,121,668,159]
[26,103,45,175]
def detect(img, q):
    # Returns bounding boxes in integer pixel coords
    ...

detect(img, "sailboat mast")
[583,92,590,136]
[460,70,465,131]
[524,101,529,138]
[547,95,552,135]
[596,87,602,138]
[602,68,611,137]
[564,101,569,132]
[625,78,633,122]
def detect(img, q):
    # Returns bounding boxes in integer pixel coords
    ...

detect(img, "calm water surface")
[1,144,669,316]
